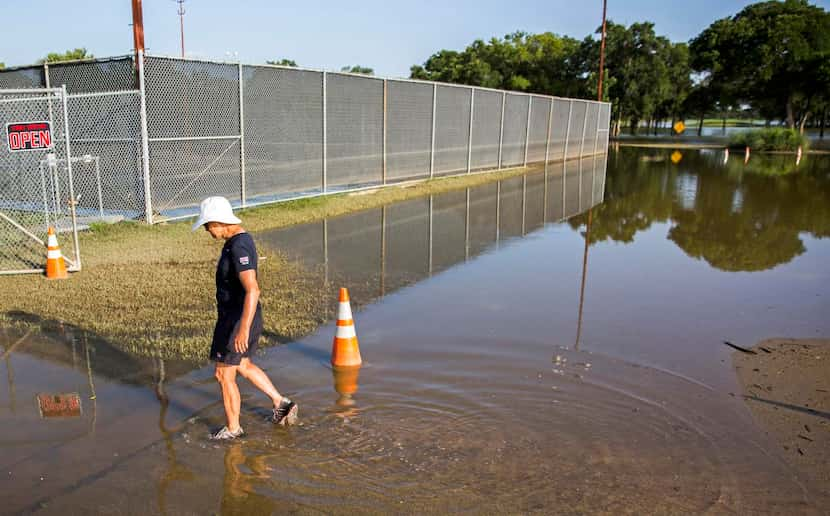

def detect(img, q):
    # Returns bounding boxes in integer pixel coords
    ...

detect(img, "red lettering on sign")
[7,121,53,152]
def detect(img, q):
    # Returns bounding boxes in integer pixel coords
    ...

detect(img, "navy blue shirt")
[216,232,260,317]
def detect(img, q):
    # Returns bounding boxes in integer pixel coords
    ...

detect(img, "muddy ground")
[733,338,830,499]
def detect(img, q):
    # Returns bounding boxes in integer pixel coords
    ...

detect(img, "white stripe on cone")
[338,301,353,321]
[47,249,63,259]
[47,234,59,247]
[336,325,356,339]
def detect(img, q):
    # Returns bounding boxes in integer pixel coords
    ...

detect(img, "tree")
[39,48,93,64]
[0,62,5,70]
[588,21,679,134]
[266,59,297,67]
[410,32,584,95]
[341,65,374,75]
[690,0,830,132]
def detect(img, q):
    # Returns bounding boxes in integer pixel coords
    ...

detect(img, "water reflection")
[221,444,276,516]
[259,154,607,307]
[570,147,830,271]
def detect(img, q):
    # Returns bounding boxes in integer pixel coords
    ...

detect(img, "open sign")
[36,392,82,418]
[6,121,53,152]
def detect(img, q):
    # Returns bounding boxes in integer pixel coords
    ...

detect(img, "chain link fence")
[1,53,611,231]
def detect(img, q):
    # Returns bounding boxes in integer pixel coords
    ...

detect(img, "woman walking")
[193,196,298,439]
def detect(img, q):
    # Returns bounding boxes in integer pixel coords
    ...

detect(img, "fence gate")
[0,87,81,274]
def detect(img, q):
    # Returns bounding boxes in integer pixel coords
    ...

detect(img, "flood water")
[1,148,829,514]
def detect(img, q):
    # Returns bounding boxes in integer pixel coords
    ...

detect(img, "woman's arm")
[233,269,260,353]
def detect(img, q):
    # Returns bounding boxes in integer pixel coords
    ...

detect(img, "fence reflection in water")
[260,153,607,309]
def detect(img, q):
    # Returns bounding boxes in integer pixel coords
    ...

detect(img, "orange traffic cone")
[331,288,362,367]
[744,146,751,164]
[45,227,68,280]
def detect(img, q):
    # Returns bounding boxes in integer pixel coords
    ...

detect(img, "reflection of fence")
[262,154,606,305]
[1,54,611,224]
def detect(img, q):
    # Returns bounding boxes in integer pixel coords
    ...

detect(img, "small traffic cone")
[331,288,362,367]
[45,227,68,280]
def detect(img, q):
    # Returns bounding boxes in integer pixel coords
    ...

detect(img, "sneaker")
[210,426,244,440]
[271,399,298,426]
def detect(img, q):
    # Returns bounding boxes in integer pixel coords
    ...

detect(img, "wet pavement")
[1,148,829,514]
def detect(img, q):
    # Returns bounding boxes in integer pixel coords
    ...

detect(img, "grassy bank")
[0,165,535,361]
[728,128,809,151]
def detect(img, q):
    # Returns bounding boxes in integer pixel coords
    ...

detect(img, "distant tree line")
[410,0,830,136]
[265,59,375,76]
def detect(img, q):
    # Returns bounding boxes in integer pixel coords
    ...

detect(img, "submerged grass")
[0,165,534,361]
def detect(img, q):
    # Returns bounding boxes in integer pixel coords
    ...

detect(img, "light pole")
[175,0,186,57]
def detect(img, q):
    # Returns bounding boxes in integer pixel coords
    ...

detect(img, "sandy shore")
[733,338,830,501]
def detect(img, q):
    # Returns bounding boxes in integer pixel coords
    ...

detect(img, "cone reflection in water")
[331,287,362,367]
[332,365,360,407]
[45,226,68,280]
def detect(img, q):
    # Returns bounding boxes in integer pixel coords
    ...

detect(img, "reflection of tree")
[570,148,830,272]
[569,149,676,243]
[669,212,806,272]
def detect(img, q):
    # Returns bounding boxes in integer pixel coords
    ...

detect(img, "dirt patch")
[733,338,830,498]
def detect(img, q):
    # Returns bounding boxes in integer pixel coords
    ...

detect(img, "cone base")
[331,337,362,368]
[46,262,68,280]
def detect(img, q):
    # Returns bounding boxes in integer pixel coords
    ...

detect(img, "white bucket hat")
[192,196,242,231]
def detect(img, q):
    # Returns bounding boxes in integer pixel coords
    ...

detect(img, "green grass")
[0,164,534,362]
[728,128,809,151]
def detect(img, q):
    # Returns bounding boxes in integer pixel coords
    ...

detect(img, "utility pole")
[175,0,186,58]
[131,0,145,68]
[576,0,606,350]
[597,0,608,102]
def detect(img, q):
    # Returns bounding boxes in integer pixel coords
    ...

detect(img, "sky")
[2,0,829,77]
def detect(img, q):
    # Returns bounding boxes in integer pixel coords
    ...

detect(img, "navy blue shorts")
[210,311,262,365]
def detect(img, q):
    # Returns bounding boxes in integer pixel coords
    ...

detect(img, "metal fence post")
[562,100,573,211]
[137,50,153,224]
[563,100,573,162]
[579,101,589,159]
[238,62,247,207]
[466,88,474,174]
[61,85,81,269]
[592,103,603,158]
[44,63,54,127]
[95,157,103,218]
[544,99,553,164]
[322,71,327,192]
[382,79,387,184]
[523,95,531,166]
[429,83,437,179]
[498,91,506,169]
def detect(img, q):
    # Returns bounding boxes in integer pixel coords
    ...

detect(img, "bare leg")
[237,358,283,408]
[215,363,242,432]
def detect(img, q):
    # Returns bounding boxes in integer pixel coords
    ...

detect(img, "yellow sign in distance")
[671,150,683,164]
[673,121,685,134]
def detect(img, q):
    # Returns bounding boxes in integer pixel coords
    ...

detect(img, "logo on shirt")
[239,256,250,265]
